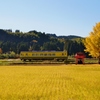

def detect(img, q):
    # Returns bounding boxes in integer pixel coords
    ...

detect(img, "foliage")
[0,48,2,54]
[84,22,100,58]
[64,38,85,55]
[0,51,17,59]
[0,29,85,56]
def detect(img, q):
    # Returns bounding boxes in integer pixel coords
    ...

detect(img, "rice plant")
[0,65,100,100]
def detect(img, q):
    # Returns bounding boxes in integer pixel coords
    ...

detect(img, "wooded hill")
[0,29,85,56]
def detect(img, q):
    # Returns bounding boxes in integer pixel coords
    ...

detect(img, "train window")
[52,53,55,56]
[62,53,64,55]
[26,53,28,56]
[32,54,35,56]
[48,53,51,56]
[44,54,47,56]
[20,53,23,56]
[36,54,38,56]
[40,53,43,56]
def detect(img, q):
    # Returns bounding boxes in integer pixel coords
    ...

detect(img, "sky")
[0,0,100,37]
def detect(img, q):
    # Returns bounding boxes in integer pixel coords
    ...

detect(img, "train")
[20,51,68,62]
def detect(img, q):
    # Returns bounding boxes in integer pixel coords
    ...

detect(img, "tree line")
[0,22,100,62]
[0,29,85,58]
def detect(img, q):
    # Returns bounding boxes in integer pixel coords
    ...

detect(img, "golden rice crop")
[0,64,100,100]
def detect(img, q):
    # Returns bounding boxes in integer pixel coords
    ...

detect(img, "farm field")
[0,64,100,100]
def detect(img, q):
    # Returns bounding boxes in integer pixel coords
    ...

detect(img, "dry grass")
[0,64,100,100]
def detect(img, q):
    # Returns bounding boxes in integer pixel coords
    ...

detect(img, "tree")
[84,22,100,63]
[17,42,29,53]
[64,39,69,51]
[0,48,2,54]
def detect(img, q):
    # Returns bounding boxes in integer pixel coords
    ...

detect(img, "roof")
[75,52,85,58]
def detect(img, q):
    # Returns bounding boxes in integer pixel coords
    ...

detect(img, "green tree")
[17,42,29,53]
[84,22,100,63]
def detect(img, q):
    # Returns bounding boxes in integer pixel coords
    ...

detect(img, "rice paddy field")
[0,64,100,100]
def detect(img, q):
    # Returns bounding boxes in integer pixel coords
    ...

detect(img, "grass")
[0,65,100,100]
[0,57,99,65]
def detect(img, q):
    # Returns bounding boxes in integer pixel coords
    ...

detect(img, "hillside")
[46,33,83,39]
[0,29,85,55]
[0,29,83,42]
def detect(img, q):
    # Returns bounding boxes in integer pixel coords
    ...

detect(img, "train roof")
[20,51,67,52]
